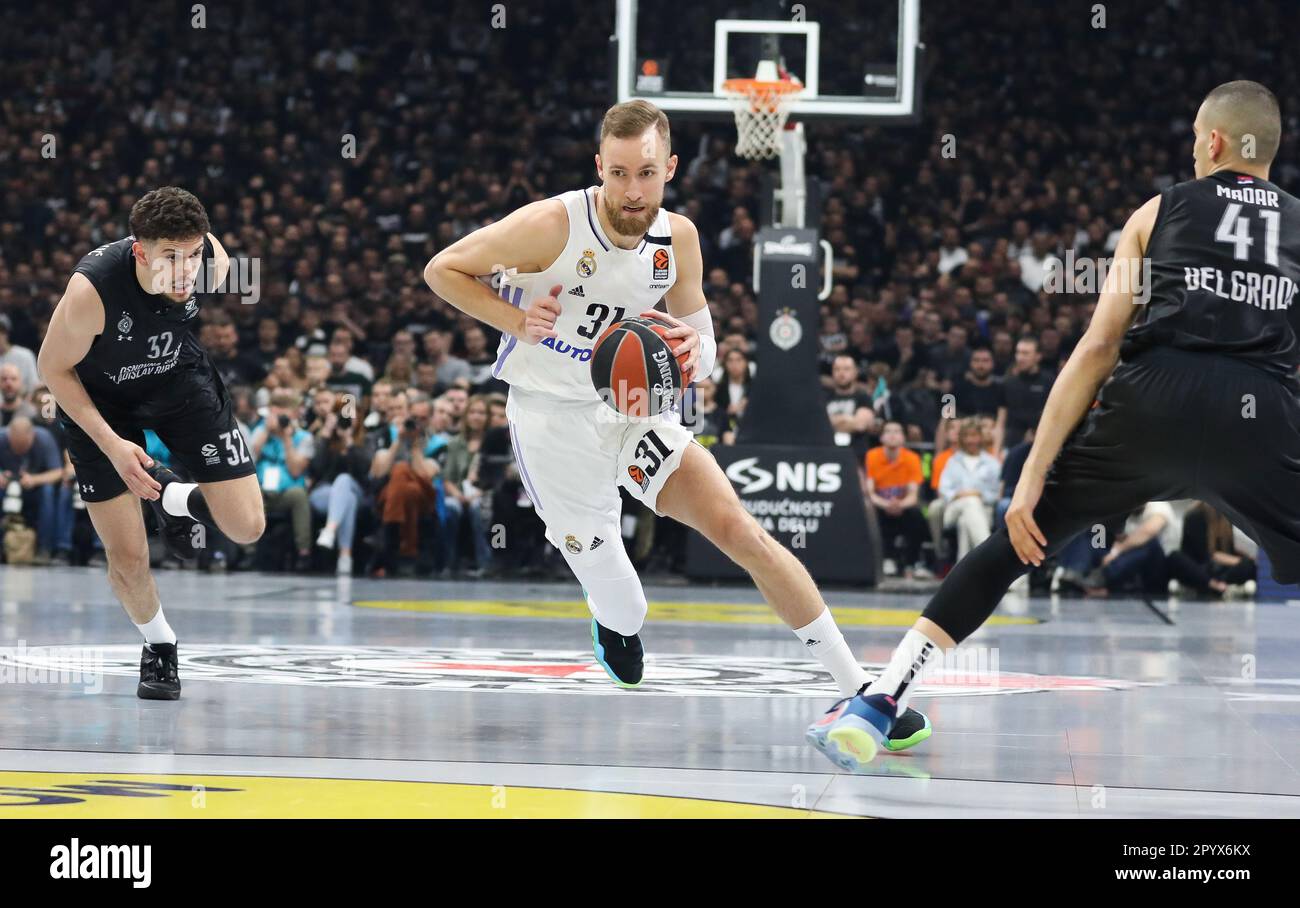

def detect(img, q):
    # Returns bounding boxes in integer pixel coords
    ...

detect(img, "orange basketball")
[590,317,692,417]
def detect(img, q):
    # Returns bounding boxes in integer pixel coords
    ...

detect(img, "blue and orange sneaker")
[806,695,931,768]
[820,691,903,771]
[591,618,644,688]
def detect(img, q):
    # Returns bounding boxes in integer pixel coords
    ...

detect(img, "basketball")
[590,316,692,417]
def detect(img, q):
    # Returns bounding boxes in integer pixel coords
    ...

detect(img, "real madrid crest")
[770,307,802,351]
[564,534,583,555]
[576,249,597,279]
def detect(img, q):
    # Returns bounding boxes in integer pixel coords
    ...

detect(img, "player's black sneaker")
[591,619,644,688]
[138,642,181,700]
[144,465,201,561]
[883,704,933,752]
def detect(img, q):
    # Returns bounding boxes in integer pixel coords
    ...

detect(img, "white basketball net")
[722,79,802,160]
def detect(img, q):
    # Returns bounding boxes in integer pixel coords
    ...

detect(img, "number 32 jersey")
[489,186,677,402]
[71,235,216,415]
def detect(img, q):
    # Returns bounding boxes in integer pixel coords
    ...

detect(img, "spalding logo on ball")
[590,316,693,417]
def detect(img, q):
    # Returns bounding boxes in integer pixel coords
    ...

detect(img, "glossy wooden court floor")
[1,567,1298,818]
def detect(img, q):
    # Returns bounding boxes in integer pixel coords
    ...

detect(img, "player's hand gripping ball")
[591,313,694,418]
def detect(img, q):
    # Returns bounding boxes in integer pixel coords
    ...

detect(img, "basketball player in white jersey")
[426,100,930,752]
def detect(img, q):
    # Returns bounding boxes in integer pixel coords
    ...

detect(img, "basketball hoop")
[721,77,802,160]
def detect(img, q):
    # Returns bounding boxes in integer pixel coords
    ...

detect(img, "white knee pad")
[565,535,648,636]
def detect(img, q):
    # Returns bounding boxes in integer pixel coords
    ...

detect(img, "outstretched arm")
[1005,194,1161,565]
[37,273,161,499]
[424,199,569,344]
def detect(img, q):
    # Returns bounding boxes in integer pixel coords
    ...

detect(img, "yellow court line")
[353,598,1039,627]
[0,772,852,819]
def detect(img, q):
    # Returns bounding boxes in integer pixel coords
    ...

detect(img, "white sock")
[135,607,177,646]
[865,627,943,713]
[162,481,197,519]
[794,608,872,697]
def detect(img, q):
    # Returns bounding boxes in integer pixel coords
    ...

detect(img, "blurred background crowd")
[2,0,1294,595]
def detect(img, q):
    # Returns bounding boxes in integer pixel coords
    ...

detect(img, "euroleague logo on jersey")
[627,464,650,492]
[0,644,1152,698]
[652,248,670,281]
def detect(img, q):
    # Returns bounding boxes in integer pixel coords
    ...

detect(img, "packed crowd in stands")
[2,1,1294,594]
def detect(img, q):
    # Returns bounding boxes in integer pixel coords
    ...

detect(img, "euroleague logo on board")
[0,644,1150,699]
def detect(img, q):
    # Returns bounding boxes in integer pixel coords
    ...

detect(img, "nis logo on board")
[725,457,842,495]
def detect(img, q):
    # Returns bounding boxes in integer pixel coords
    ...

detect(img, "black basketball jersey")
[1123,170,1300,386]
[70,235,216,410]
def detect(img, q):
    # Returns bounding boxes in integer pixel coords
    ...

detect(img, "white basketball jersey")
[490,187,677,402]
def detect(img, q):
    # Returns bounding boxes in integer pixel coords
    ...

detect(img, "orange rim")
[720,78,802,113]
[720,78,802,94]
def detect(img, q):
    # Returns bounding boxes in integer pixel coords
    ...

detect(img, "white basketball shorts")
[505,387,698,554]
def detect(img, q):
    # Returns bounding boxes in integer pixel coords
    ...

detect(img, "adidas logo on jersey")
[567,286,585,297]
[589,536,604,551]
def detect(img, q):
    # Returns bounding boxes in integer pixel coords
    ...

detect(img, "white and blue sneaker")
[806,695,931,769]
[824,691,900,770]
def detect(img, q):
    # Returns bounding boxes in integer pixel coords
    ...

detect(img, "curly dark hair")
[128,186,211,242]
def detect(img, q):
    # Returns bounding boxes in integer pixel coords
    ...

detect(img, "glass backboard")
[613,0,922,120]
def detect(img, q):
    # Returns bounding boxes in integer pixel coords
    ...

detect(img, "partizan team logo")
[770,307,802,351]
[0,644,1149,699]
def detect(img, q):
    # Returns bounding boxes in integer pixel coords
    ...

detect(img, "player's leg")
[647,435,932,753]
[62,413,185,700]
[819,475,1164,768]
[86,491,160,625]
[152,374,263,549]
[1200,360,1300,587]
[195,474,268,544]
[84,491,182,700]
[565,532,649,687]
[60,418,169,626]
[825,354,1196,768]
[652,441,864,692]
[506,396,648,684]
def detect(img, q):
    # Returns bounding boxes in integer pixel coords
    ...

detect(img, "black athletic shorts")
[1032,346,1300,584]
[60,362,256,503]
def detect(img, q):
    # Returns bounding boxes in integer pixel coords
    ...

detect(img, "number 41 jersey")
[489,186,677,402]
[1123,170,1300,387]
